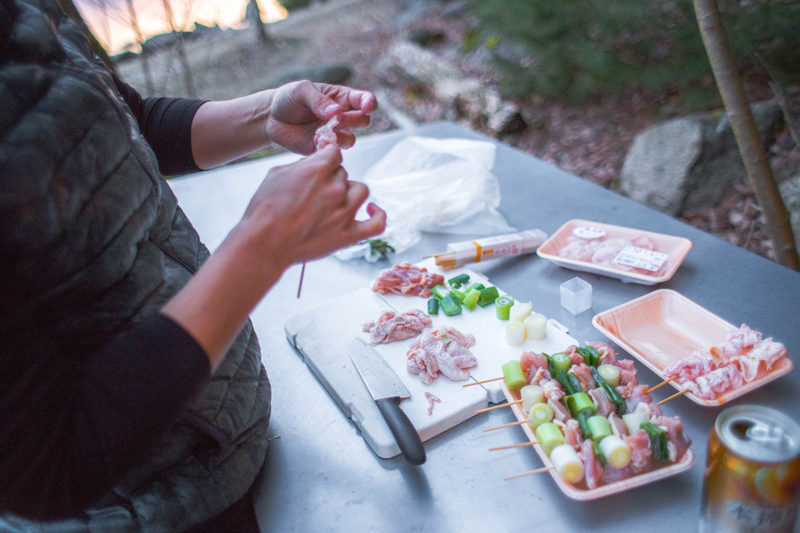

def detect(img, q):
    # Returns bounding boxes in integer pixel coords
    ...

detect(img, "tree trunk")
[692,0,800,270]
[161,0,196,98]
[124,0,155,94]
[247,0,271,47]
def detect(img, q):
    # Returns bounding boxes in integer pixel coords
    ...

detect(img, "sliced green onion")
[440,294,462,316]
[552,352,572,373]
[599,435,632,469]
[527,402,554,428]
[466,282,485,293]
[597,364,620,387]
[463,288,480,310]
[450,289,465,303]
[535,422,565,456]
[478,286,499,307]
[427,297,439,315]
[641,422,669,461]
[587,415,612,442]
[564,392,596,417]
[430,284,449,300]
[448,273,470,288]
[495,295,514,320]
[502,360,526,391]
[577,346,601,367]
[520,385,545,411]
[567,372,583,394]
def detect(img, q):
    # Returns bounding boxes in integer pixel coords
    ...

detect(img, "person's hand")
[265,80,377,154]
[237,144,386,270]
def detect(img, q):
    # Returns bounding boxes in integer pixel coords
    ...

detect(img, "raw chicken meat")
[362,309,432,345]
[406,327,477,385]
[372,262,444,298]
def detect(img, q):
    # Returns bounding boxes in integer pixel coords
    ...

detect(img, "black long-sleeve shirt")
[0,86,213,520]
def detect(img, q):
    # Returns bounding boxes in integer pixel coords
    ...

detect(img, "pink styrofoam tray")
[537,219,692,285]
[592,289,793,406]
[501,382,694,500]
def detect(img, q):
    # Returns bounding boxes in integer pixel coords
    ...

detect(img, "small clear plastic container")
[560,277,592,314]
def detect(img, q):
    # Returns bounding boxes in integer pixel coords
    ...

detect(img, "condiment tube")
[433,229,547,269]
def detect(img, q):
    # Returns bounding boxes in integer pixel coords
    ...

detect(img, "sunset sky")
[75,0,288,54]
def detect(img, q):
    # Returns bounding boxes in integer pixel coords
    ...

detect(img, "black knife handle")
[375,397,426,465]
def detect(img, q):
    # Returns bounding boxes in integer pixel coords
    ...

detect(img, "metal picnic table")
[168,120,800,532]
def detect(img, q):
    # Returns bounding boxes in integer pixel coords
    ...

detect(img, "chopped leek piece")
[509,301,532,322]
[524,313,547,340]
[478,286,499,307]
[587,415,612,442]
[550,444,584,483]
[448,273,470,288]
[495,295,514,320]
[535,422,565,455]
[527,402,553,427]
[505,320,525,346]
[564,392,596,417]
[520,385,545,411]
[552,352,572,373]
[641,422,669,461]
[427,297,439,315]
[599,435,632,469]
[501,360,526,390]
[597,364,620,387]
[463,288,480,310]
[430,284,449,300]
[450,289,465,303]
[440,294,462,316]
[466,282,485,293]
[577,345,601,367]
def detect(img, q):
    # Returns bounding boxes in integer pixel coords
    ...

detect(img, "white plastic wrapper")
[336,136,514,261]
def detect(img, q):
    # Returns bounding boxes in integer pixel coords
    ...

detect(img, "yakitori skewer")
[645,376,676,394]
[656,388,689,406]
[462,376,504,387]
[484,419,529,432]
[504,466,554,481]
[489,441,537,452]
[476,400,522,414]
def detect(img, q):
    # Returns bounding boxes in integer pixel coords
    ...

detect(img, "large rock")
[618,100,785,216]
[375,40,525,135]
[779,174,800,255]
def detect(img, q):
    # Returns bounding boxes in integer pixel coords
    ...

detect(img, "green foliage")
[279,0,313,11]
[467,0,800,107]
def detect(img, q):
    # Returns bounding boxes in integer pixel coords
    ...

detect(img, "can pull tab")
[746,421,787,449]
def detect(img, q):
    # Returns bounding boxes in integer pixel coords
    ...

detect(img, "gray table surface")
[169,121,800,533]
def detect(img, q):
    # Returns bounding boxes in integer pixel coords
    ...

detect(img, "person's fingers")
[336,110,371,131]
[352,202,387,241]
[302,144,342,174]
[341,180,369,214]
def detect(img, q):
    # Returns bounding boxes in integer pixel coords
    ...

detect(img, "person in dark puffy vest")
[0,0,386,531]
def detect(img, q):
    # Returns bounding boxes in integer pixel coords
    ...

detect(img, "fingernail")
[323,104,339,116]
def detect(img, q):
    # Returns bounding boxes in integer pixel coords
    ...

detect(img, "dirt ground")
[116,0,799,263]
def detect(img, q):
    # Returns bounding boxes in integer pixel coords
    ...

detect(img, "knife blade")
[349,338,426,465]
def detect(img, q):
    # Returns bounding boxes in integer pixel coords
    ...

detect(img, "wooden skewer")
[645,376,676,394]
[463,376,504,387]
[484,419,527,432]
[657,388,689,406]
[476,400,522,414]
[296,262,306,299]
[489,441,537,452]
[504,466,554,481]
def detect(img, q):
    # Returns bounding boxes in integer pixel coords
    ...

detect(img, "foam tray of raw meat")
[536,219,693,285]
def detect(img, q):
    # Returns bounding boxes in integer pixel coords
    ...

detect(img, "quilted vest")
[0,0,271,530]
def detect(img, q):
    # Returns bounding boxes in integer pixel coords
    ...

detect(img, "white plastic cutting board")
[284,265,577,459]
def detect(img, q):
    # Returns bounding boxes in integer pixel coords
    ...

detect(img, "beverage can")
[700,405,800,532]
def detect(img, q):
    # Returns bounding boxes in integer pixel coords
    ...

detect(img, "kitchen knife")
[349,339,426,465]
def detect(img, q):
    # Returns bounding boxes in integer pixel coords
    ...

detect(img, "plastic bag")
[336,136,514,261]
